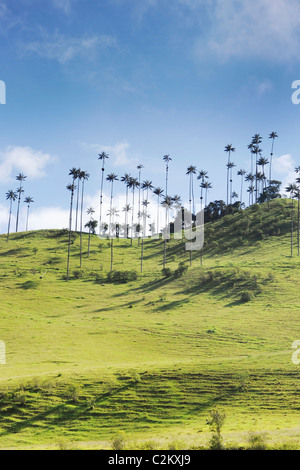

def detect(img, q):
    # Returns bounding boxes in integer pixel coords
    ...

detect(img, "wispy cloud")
[22,30,117,64]
[51,0,74,14]
[190,0,300,62]
[0,146,54,183]
[80,141,139,168]
[273,154,296,194]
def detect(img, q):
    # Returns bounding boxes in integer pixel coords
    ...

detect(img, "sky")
[0,0,300,233]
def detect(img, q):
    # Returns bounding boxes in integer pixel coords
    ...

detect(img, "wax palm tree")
[85,207,96,258]
[24,196,34,232]
[122,204,131,238]
[137,164,144,239]
[161,195,173,268]
[141,180,153,236]
[107,208,119,272]
[163,155,172,197]
[295,183,300,256]
[248,142,254,174]
[201,181,212,207]
[186,165,197,218]
[163,155,172,267]
[224,145,235,205]
[197,170,208,210]
[15,173,27,232]
[286,183,298,257]
[257,157,269,191]
[127,176,139,244]
[6,190,17,241]
[269,132,278,182]
[247,185,255,206]
[98,151,109,234]
[79,170,89,267]
[120,173,131,237]
[250,134,263,202]
[74,168,82,232]
[226,162,236,204]
[237,169,246,205]
[106,173,118,237]
[245,173,255,205]
[153,187,164,234]
[66,182,76,281]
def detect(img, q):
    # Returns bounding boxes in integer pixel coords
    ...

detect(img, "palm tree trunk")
[16,191,21,232]
[79,180,85,268]
[67,189,74,282]
[7,200,12,241]
[88,227,91,258]
[99,166,105,235]
[110,239,113,272]
[291,198,294,257]
[75,180,80,232]
[26,205,29,232]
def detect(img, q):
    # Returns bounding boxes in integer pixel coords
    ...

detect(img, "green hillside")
[1,198,300,450]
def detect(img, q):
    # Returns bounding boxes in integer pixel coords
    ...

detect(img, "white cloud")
[0,146,53,183]
[191,0,300,62]
[272,154,296,194]
[23,31,117,64]
[80,141,139,168]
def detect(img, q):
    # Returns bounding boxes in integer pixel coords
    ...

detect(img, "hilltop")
[0,198,300,450]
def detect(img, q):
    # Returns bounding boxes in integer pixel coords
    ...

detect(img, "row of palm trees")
[225,132,278,207]
[6,173,34,240]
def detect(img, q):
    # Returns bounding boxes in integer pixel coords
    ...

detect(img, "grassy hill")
[1,198,300,450]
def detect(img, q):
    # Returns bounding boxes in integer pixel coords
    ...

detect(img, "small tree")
[207,410,226,450]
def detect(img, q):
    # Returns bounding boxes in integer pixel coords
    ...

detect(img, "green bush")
[174,262,188,278]
[240,291,254,303]
[107,270,138,283]
[162,267,172,278]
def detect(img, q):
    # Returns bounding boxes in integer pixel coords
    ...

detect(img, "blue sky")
[0,0,300,232]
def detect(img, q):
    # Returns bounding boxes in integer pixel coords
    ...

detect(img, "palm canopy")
[153,187,164,196]
[69,167,79,180]
[141,180,153,190]
[24,196,34,204]
[197,170,208,180]
[269,132,278,140]
[6,190,17,201]
[163,154,172,163]
[16,173,27,182]
[237,169,246,176]
[121,173,131,183]
[224,144,236,154]
[106,173,118,182]
[98,152,109,161]
[186,165,197,175]
[87,207,95,216]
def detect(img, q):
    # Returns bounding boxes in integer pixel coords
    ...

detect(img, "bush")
[240,291,254,303]
[247,432,268,450]
[73,269,84,279]
[174,262,188,278]
[162,267,172,278]
[107,270,138,283]
[112,432,126,450]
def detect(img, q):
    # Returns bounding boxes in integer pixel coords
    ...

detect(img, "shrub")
[107,270,138,283]
[112,432,126,450]
[240,291,254,303]
[73,269,84,279]
[162,267,172,278]
[247,432,268,450]
[174,262,188,278]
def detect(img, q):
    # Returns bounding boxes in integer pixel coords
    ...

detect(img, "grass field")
[1,198,300,450]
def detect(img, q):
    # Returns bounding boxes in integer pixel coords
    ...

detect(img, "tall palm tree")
[186,165,197,218]
[245,173,255,205]
[79,170,89,267]
[66,182,76,282]
[197,170,208,210]
[269,132,278,182]
[153,187,164,235]
[98,151,109,235]
[286,183,298,257]
[86,207,95,258]
[107,207,119,272]
[127,176,139,244]
[161,195,173,268]
[137,164,144,240]
[257,157,269,192]
[122,204,131,238]
[141,180,153,236]
[163,155,172,197]
[120,173,131,238]
[226,162,236,204]
[6,190,17,241]
[15,173,27,232]
[201,181,212,208]
[237,169,246,204]
[250,134,263,202]
[74,168,81,232]
[24,196,34,232]
[106,173,118,237]
[163,155,172,267]
[224,145,235,205]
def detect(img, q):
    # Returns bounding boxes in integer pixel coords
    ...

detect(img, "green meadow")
[1,198,300,450]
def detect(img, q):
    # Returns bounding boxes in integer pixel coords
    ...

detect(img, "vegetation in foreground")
[1,199,300,449]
